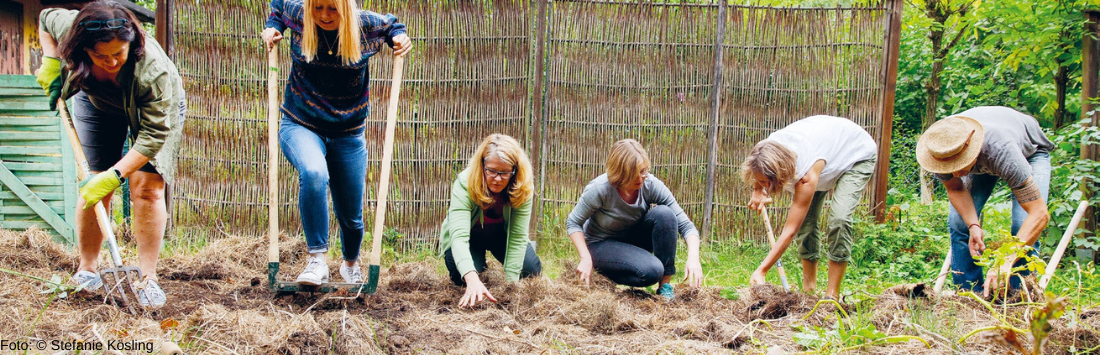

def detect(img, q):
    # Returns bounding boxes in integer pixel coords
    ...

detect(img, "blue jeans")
[587,205,678,287]
[280,117,367,262]
[443,223,542,285]
[948,152,1050,293]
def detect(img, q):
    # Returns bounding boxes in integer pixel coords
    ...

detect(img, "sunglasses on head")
[80,19,128,30]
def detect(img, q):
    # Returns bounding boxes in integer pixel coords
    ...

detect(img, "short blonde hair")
[466,134,534,209]
[302,0,362,65]
[606,139,651,189]
[740,140,797,195]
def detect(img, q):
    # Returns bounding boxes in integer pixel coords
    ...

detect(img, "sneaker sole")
[296,277,327,286]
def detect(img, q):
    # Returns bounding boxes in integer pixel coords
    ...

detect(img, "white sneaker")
[296,256,329,286]
[340,262,364,284]
[71,270,102,291]
[133,276,167,308]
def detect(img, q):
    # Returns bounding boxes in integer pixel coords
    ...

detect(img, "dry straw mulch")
[0,229,1097,354]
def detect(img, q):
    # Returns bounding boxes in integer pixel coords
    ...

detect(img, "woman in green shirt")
[439,134,542,307]
[36,0,185,308]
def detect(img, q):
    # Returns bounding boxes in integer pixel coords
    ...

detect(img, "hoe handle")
[1039,200,1090,291]
[762,208,791,291]
[267,47,280,264]
[369,55,405,266]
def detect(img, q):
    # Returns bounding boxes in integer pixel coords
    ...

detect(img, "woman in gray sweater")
[566,139,703,300]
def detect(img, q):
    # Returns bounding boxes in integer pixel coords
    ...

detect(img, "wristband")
[968,223,980,230]
[112,168,126,184]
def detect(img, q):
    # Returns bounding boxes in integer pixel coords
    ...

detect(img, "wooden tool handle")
[58,99,122,266]
[761,208,791,291]
[369,55,405,266]
[267,47,280,264]
[1039,200,1091,290]
[932,249,951,294]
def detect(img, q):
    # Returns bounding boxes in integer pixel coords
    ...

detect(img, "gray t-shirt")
[566,174,698,244]
[934,106,1054,189]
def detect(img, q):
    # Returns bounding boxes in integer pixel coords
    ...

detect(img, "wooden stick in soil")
[761,208,791,291]
[1039,200,1091,291]
[932,249,951,295]
[366,55,405,293]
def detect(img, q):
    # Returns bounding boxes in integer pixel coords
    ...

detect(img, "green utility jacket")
[439,169,533,281]
[40,9,185,184]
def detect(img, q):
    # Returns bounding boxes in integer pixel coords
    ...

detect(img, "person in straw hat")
[742,115,878,300]
[917,106,1053,297]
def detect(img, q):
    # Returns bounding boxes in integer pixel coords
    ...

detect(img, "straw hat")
[916,115,985,174]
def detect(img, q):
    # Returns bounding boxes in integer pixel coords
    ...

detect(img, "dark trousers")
[588,205,678,287]
[443,223,542,285]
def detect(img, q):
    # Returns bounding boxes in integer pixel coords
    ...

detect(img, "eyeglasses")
[80,19,128,31]
[484,167,516,180]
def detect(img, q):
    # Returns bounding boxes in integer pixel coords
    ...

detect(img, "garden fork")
[58,98,141,315]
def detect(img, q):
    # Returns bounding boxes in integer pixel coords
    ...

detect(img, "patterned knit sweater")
[265,0,406,136]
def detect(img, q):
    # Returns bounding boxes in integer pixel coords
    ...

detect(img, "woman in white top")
[742,116,877,300]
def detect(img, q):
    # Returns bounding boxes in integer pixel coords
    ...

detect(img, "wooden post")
[873,0,903,223]
[702,0,727,240]
[1081,10,1100,262]
[155,0,172,56]
[531,0,549,240]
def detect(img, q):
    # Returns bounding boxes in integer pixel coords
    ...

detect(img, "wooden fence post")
[531,0,550,240]
[873,0,903,223]
[1081,9,1099,263]
[155,0,173,56]
[702,0,727,241]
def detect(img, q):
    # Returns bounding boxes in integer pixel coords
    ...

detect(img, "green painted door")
[0,75,76,245]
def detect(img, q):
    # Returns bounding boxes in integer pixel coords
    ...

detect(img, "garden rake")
[57,98,141,315]
[761,208,791,292]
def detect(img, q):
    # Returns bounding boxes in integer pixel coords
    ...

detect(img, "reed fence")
[169,0,902,250]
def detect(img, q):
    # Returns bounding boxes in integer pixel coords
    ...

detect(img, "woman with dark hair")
[36,0,186,308]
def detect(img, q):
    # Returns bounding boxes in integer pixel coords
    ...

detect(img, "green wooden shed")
[0,74,76,245]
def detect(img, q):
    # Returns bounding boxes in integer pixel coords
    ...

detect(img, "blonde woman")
[261,0,411,285]
[440,134,542,307]
[566,139,703,300]
[743,116,877,300]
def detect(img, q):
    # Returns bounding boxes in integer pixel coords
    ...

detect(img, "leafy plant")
[793,299,929,353]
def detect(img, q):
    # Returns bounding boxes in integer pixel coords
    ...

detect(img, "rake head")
[99,266,142,315]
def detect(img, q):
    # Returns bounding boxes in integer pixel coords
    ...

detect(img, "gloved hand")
[79,169,123,209]
[35,57,63,110]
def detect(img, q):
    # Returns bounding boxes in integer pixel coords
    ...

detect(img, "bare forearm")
[568,232,591,260]
[111,150,152,177]
[945,181,980,226]
[685,233,700,259]
[757,232,794,273]
[39,29,58,57]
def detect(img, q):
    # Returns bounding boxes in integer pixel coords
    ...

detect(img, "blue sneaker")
[72,270,102,291]
[657,283,674,301]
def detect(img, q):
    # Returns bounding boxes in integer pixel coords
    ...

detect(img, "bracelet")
[968,223,980,230]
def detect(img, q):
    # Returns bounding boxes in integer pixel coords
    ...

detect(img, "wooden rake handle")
[369,55,405,266]
[267,47,280,264]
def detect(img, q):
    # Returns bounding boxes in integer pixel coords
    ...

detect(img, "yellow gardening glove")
[35,57,64,110]
[35,57,61,95]
[79,169,123,209]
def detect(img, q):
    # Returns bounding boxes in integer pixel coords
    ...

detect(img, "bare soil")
[0,229,1097,354]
